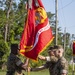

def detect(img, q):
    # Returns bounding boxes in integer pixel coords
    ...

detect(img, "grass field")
[0,70,49,75]
[0,70,73,75]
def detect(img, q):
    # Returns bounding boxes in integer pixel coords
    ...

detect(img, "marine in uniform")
[53,45,68,75]
[31,46,58,75]
[6,44,29,75]
[30,45,68,75]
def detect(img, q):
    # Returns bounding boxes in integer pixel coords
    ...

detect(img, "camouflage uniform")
[44,56,58,75]
[53,57,68,75]
[6,53,24,75]
[52,45,68,75]
[31,56,58,75]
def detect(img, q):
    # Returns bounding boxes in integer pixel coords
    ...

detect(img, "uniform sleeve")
[45,56,50,61]
[46,56,58,62]
[60,57,68,74]
[44,62,50,68]
[15,57,23,66]
[31,65,46,71]
[50,56,58,62]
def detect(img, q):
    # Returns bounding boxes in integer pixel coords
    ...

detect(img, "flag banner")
[73,41,75,56]
[20,0,54,61]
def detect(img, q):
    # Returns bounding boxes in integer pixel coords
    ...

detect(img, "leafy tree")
[0,40,9,69]
[0,9,6,40]
[65,47,72,61]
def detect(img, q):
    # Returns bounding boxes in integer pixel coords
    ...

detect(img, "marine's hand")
[23,58,29,67]
[38,55,46,60]
[27,66,31,72]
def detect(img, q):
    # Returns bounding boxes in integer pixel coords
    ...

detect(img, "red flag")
[20,0,54,61]
[73,41,75,56]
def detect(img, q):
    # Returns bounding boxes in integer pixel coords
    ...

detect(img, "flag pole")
[27,59,30,75]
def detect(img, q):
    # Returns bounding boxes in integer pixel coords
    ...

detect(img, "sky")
[41,0,75,36]
[16,0,75,36]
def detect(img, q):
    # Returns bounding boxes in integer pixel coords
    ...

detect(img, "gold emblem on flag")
[35,7,47,25]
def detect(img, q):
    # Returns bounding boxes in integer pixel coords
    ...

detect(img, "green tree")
[0,9,6,40]
[0,40,9,69]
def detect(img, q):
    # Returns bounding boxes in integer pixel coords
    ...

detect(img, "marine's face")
[48,50,55,56]
[55,50,59,57]
[55,48,63,58]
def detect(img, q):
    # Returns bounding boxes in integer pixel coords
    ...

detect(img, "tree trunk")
[4,0,13,42]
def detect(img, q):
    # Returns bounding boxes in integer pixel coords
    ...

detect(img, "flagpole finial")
[28,0,32,9]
